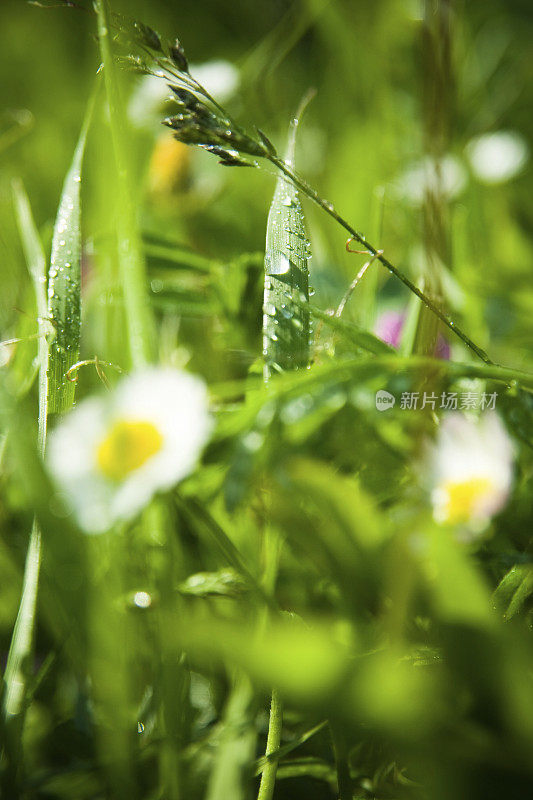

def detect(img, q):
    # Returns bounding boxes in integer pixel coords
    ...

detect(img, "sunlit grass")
[1,2,533,800]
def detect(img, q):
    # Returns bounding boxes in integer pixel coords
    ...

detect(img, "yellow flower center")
[96,420,163,482]
[149,135,190,194]
[442,477,493,524]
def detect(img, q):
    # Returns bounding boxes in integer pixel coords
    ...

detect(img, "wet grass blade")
[263,118,310,378]
[47,106,92,412]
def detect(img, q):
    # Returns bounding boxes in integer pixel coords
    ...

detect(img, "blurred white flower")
[128,60,239,131]
[466,131,529,185]
[128,75,170,130]
[429,412,514,533]
[47,368,212,534]
[190,60,239,102]
[396,155,467,205]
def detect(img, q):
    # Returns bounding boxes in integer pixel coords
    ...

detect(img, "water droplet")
[133,591,152,608]
[266,252,290,275]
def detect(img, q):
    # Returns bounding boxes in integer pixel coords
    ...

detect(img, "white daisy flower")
[47,368,212,534]
[466,131,529,185]
[429,412,514,534]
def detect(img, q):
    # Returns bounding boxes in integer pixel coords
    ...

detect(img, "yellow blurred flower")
[148,133,191,195]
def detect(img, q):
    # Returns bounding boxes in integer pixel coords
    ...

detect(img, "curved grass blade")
[11,180,49,452]
[263,117,310,379]
[1,182,49,791]
[47,105,92,412]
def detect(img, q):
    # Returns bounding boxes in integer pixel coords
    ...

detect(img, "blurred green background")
[1,1,533,799]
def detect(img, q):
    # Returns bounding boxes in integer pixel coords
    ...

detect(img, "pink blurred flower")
[374,310,450,359]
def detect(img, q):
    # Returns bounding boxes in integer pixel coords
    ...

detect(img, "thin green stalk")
[268,155,492,365]
[152,499,186,800]
[256,526,283,800]
[95,0,154,367]
[257,688,283,800]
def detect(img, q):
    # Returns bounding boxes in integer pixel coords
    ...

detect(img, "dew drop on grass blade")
[47,109,91,413]
[263,115,310,379]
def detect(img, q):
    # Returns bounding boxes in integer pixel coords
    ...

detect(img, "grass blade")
[263,117,310,378]
[47,105,92,412]
[11,181,49,452]
[307,303,395,356]
[95,0,154,367]
[1,182,49,790]
[2,95,92,784]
